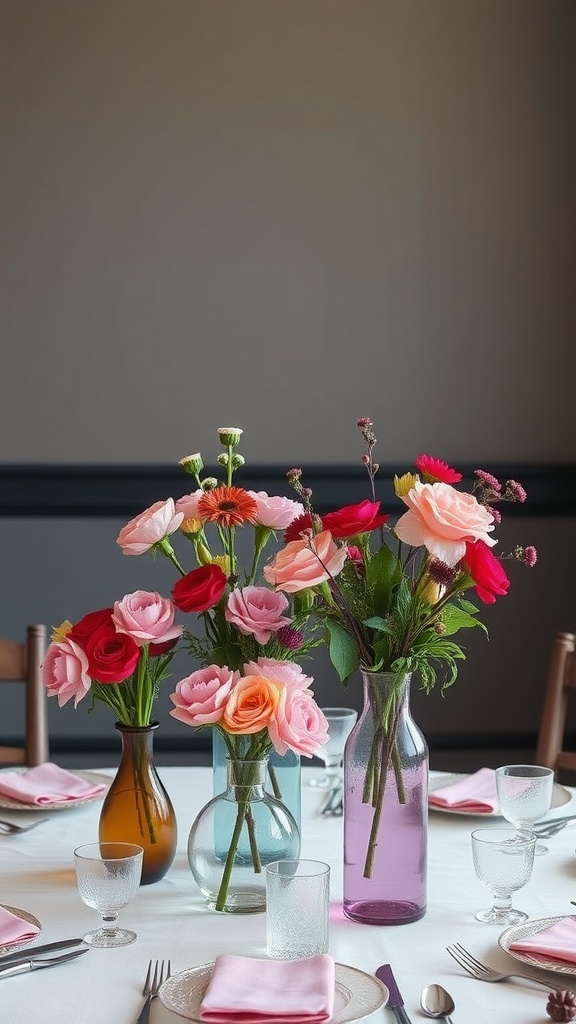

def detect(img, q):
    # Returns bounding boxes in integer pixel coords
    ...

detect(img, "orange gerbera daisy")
[197,486,258,527]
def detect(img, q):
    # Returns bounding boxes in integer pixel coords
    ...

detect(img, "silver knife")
[0,937,85,967]
[376,963,413,1024]
[0,947,88,979]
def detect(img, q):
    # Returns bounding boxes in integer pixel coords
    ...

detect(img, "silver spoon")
[421,984,456,1023]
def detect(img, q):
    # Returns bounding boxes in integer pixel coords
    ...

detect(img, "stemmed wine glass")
[309,707,358,788]
[495,764,554,855]
[471,827,536,924]
[74,842,143,947]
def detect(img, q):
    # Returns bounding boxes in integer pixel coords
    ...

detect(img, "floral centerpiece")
[263,417,536,922]
[114,427,329,911]
[41,591,182,883]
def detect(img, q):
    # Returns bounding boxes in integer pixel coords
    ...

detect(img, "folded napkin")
[199,954,335,1024]
[0,905,41,947]
[0,763,107,805]
[509,916,576,965]
[428,768,499,813]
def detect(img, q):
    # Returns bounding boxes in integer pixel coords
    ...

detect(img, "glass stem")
[100,911,119,932]
[492,892,512,912]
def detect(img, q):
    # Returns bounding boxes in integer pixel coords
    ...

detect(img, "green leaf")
[365,544,402,617]
[362,616,394,634]
[441,603,488,637]
[325,620,360,685]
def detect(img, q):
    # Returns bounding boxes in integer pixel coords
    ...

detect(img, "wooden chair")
[0,624,49,766]
[535,631,576,776]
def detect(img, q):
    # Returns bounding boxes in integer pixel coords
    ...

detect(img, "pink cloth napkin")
[428,768,499,813]
[199,954,335,1024]
[0,763,108,805]
[509,916,576,965]
[0,905,40,947]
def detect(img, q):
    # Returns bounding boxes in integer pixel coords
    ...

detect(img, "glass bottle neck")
[225,758,268,801]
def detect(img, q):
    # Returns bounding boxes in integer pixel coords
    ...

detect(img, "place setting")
[0,762,110,813]
[156,857,389,1024]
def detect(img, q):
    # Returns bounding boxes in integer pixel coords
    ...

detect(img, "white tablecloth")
[2,767,575,1024]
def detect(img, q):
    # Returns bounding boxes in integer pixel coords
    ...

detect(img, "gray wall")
[1,0,574,465]
[1,1,574,757]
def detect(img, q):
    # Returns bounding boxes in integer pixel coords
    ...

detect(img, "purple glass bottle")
[343,671,428,925]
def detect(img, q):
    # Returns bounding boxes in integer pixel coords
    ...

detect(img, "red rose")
[321,500,389,539]
[461,540,510,604]
[68,607,114,647]
[172,564,227,614]
[83,622,140,683]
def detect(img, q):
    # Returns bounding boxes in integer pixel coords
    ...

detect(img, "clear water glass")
[471,827,536,924]
[309,708,358,788]
[266,859,330,959]
[495,764,554,855]
[74,841,143,947]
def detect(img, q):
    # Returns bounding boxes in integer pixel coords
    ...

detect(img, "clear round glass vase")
[188,756,300,914]
[343,671,428,925]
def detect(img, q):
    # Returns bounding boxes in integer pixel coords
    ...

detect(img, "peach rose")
[269,687,329,757]
[112,590,183,647]
[394,481,496,566]
[116,499,184,555]
[169,665,238,726]
[221,675,280,735]
[225,587,292,645]
[263,530,347,593]
[243,657,313,691]
[42,638,91,707]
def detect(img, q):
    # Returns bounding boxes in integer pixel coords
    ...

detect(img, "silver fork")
[135,959,171,1024]
[447,943,551,988]
[0,818,48,834]
[532,820,573,839]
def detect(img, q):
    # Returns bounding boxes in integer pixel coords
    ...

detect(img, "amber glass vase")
[98,723,177,885]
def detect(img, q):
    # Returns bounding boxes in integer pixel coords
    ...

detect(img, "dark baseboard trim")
[1,730,542,756]
[0,463,574,517]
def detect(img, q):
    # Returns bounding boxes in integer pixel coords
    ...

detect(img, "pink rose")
[225,587,292,645]
[247,491,305,530]
[112,590,183,647]
[116,499,184,555]
[175,490,204,522]
[243,657,313,691]
[269,687,329,757]
[263,530,347,593]
[42,638,91,707]
[394,481,496,567]
[169,665,238,726]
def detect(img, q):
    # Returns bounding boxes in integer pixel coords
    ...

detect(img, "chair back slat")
[535,631,576,777]
[0,625,49,766]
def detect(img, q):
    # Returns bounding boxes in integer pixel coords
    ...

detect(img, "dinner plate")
[499,916,576,977]
[159,961,389,1024]
[0,769,111,811]
[0,905,42,956]
[428,773,571,817]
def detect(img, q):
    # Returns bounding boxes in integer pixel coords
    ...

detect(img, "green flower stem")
[214,758,262,912]
[362,675,407,879]
[158,538,186,576]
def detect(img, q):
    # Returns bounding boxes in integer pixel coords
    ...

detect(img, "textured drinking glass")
[471,827,536,924]
[309,708,358,788]
[496,764,554,855]
[74,842,143,947]
[266,859,330,959]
